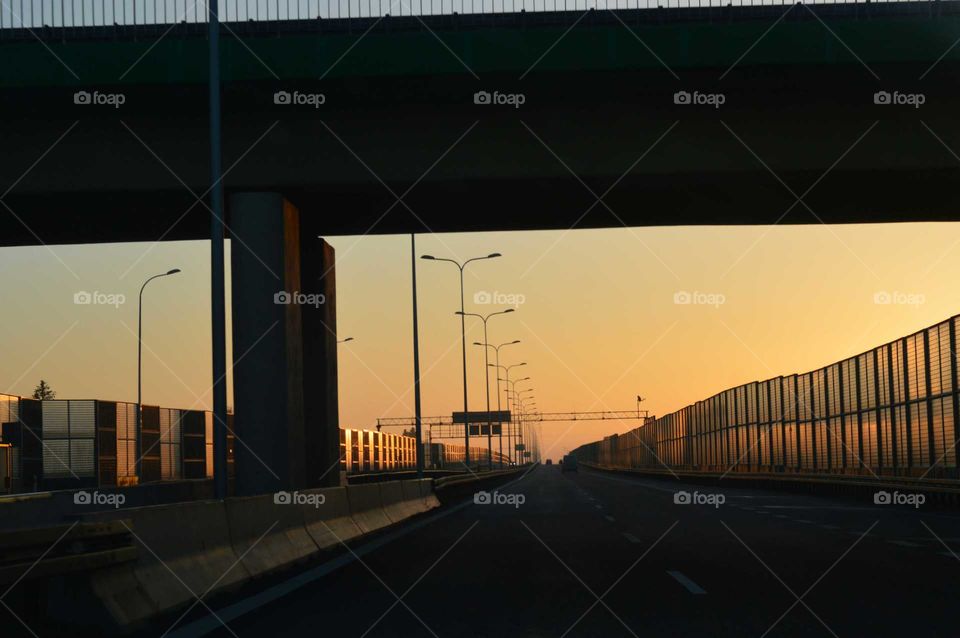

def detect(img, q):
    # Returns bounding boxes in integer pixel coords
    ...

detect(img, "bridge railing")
[0,0,934,33]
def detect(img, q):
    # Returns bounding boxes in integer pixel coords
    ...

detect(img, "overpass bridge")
[1,0,959,244]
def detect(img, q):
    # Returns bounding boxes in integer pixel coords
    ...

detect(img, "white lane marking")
[604,515,616,522]
[939,551,959,559]
[796,519,815,524]
[762,505,878,511]
[595,504,603,509]
[774,515,789,519]
[667,570,707,595]
[888,540,923,548]
[582,471,683,493]
[819,525,840,530]
[623,532,642,543]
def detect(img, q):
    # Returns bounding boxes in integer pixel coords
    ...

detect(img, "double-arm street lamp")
[475,340,520,469]
[421,253,500,469]
[137,268,181,480]
[511,385,535,464]
[457,308,514,469]
[498,371,529,464]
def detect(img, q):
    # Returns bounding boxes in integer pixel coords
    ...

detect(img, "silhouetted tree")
[32,380,56,400]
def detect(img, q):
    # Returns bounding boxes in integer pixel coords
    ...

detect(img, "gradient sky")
[1,222,958,460]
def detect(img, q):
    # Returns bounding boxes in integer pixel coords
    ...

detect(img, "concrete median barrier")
[345,483,391,533]
[82,500,249,627]
[301,487,362,549]
[47,479,442,630]
[402,479,440,516]
[224,494,320,579]
[379,480,410,523]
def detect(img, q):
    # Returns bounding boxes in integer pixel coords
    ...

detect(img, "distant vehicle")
[561,455,578,473]
[545,459,553,465]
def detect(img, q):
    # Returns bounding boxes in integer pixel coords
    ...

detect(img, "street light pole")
[514,385,534,465]
[411,235,424,479]
[458,309,514,470]
[496,366,527,464]
[476,340,520,469]
[421,253,501,471]
[137,268,181,482]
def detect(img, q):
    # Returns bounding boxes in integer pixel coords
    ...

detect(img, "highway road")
[176,465,959,637]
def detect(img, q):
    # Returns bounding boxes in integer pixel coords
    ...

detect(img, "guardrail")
[0,0,943,33]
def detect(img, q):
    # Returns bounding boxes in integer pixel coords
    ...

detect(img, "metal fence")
[573,314,960,479]
[0,394,20,488]
[0,0,932,31]
[40,399,96,481]
[340,428,419,473]
[0,395,226,492]
[339,427,510,473]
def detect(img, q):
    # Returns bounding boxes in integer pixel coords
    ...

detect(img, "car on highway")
[560,455,578,472]
[545,459,552,465]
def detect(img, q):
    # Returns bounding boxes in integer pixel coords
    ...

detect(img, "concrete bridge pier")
[229,193,340,496]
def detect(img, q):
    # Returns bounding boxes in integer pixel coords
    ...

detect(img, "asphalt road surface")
[160,465,960,638]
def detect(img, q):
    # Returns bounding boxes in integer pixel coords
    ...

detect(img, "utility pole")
[412,235,424,479]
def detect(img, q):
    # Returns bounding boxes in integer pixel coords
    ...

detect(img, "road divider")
[302,487,362,549]
[346,483,393,533]
[225,494,319,578]
[84,499,249,627]
[36,479,442,632]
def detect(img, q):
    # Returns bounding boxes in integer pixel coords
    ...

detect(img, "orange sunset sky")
[1,222,958,459]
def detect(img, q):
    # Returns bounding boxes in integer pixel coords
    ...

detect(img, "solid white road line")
[605,515,616,522]
[623,532,642,543]
[667,570,707,595]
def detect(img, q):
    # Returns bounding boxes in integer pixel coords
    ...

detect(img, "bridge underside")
[2,9,960,245]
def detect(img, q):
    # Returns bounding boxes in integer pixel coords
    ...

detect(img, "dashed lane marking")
[667,570,707,595]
